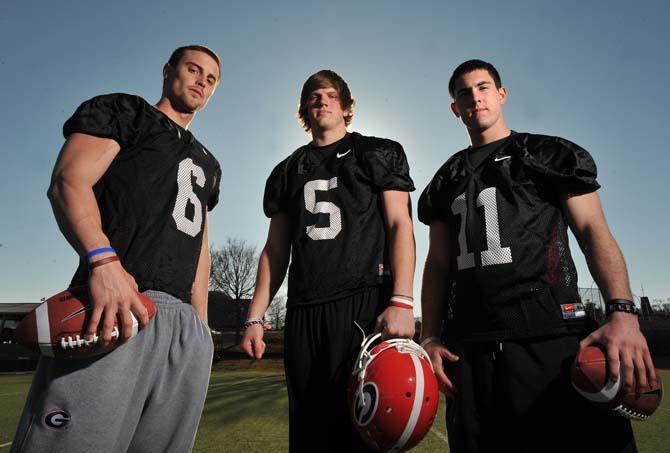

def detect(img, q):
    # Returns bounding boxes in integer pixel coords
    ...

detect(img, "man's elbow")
[47,172,86,206]
[575,220,612,249]
[47,176,64,205]
[388,215,414,237]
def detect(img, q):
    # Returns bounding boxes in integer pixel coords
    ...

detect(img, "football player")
[241,70,416,452]
[12,45,222,452]
[418,59,655,453]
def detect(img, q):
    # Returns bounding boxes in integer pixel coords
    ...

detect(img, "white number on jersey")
[304,178,342,240]
[451,187,512,270]
[172,158,206,237]
[451,193,475,270]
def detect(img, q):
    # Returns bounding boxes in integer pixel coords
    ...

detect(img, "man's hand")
[241,324,266,359]
[423,341,459,399]
[87,261,149,346]
[375,306,415,340]
[579,313,656,392]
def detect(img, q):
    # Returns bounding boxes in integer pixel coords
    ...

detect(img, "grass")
[195,365,288,452]
[1,364,668,452]
[195,359,450,453]
[0,374,33,447]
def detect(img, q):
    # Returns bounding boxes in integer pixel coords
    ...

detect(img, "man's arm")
[374,190,416,339]
[48,133,149,345]
[421,221,459,397]
[564,191,656,390]
[191,213,210,323]
[241,212,291,359]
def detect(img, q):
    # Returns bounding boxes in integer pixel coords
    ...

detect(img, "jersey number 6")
[172,158,206,237]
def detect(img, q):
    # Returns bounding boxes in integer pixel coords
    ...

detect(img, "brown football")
[571,345,663,420]
[15,286,156,359]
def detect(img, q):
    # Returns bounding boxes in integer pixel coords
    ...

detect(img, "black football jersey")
[63,93,222,302]
[418,133,600,340]
[264,132,415,305]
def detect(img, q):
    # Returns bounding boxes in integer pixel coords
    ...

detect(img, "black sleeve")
[263,157,290,218]
[362,140,415,192]
[527,136,600,195]
[208,164,222,211]
[63,93,145,149]
[418,173,449,225]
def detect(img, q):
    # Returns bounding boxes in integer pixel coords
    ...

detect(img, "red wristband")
[89,255,120,269]
[389,301,413,309]
[389,295,413,309]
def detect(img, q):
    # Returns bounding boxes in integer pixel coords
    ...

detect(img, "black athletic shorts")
[443,334,637,453]
[283,286,389,453]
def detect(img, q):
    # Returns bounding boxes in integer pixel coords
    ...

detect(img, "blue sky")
[1,0,669,311]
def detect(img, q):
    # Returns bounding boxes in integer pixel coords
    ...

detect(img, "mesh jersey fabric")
[264,132,415,305]
[63,93,222,302]
[418,132,600,340]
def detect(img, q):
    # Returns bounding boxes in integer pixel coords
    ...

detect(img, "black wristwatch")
[605,299,639,316]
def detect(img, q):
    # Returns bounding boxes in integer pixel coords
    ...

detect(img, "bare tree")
[267,296,287,331]
[210,238,258,344]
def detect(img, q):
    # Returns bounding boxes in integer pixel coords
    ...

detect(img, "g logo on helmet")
[349,334,439,453]
[354,382,379,426]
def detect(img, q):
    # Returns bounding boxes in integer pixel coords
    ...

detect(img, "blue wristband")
[86,247,116,260]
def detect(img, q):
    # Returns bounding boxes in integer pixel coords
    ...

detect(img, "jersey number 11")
[451,187,512,270]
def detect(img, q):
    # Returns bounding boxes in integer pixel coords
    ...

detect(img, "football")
[571,345,663,420]
[15,286,156,359]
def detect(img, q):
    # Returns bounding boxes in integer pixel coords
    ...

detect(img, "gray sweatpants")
[11,290,213,453]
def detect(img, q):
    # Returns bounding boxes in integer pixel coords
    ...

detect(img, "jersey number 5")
[173,158,206,237]
[304,178,342,240]
[451,187,512,270]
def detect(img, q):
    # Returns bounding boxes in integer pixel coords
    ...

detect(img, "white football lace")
[612,404,648,421]
[59,327,119,349]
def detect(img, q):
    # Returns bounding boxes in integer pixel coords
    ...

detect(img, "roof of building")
[0,303,40,316]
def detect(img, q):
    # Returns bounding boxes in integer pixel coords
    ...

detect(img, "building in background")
[0,303,40,372]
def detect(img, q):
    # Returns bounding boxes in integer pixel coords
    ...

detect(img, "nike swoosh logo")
[494,155,511,162]
[62,305,92,323]
[337,149,351,158]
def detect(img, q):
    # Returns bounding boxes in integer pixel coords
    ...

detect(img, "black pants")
[284,287,387,453]
[444,334,637,453]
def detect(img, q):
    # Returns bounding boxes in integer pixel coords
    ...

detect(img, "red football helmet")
[349,333,439,452]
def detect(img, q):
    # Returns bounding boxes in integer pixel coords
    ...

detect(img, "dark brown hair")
[297,70,355,132]
[168,45,221,75]
[448,59,502,98]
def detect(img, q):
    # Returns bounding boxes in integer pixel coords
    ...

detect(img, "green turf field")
[1,364,668,452]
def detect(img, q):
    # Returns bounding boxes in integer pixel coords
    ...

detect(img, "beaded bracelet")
[243,317,265,329]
